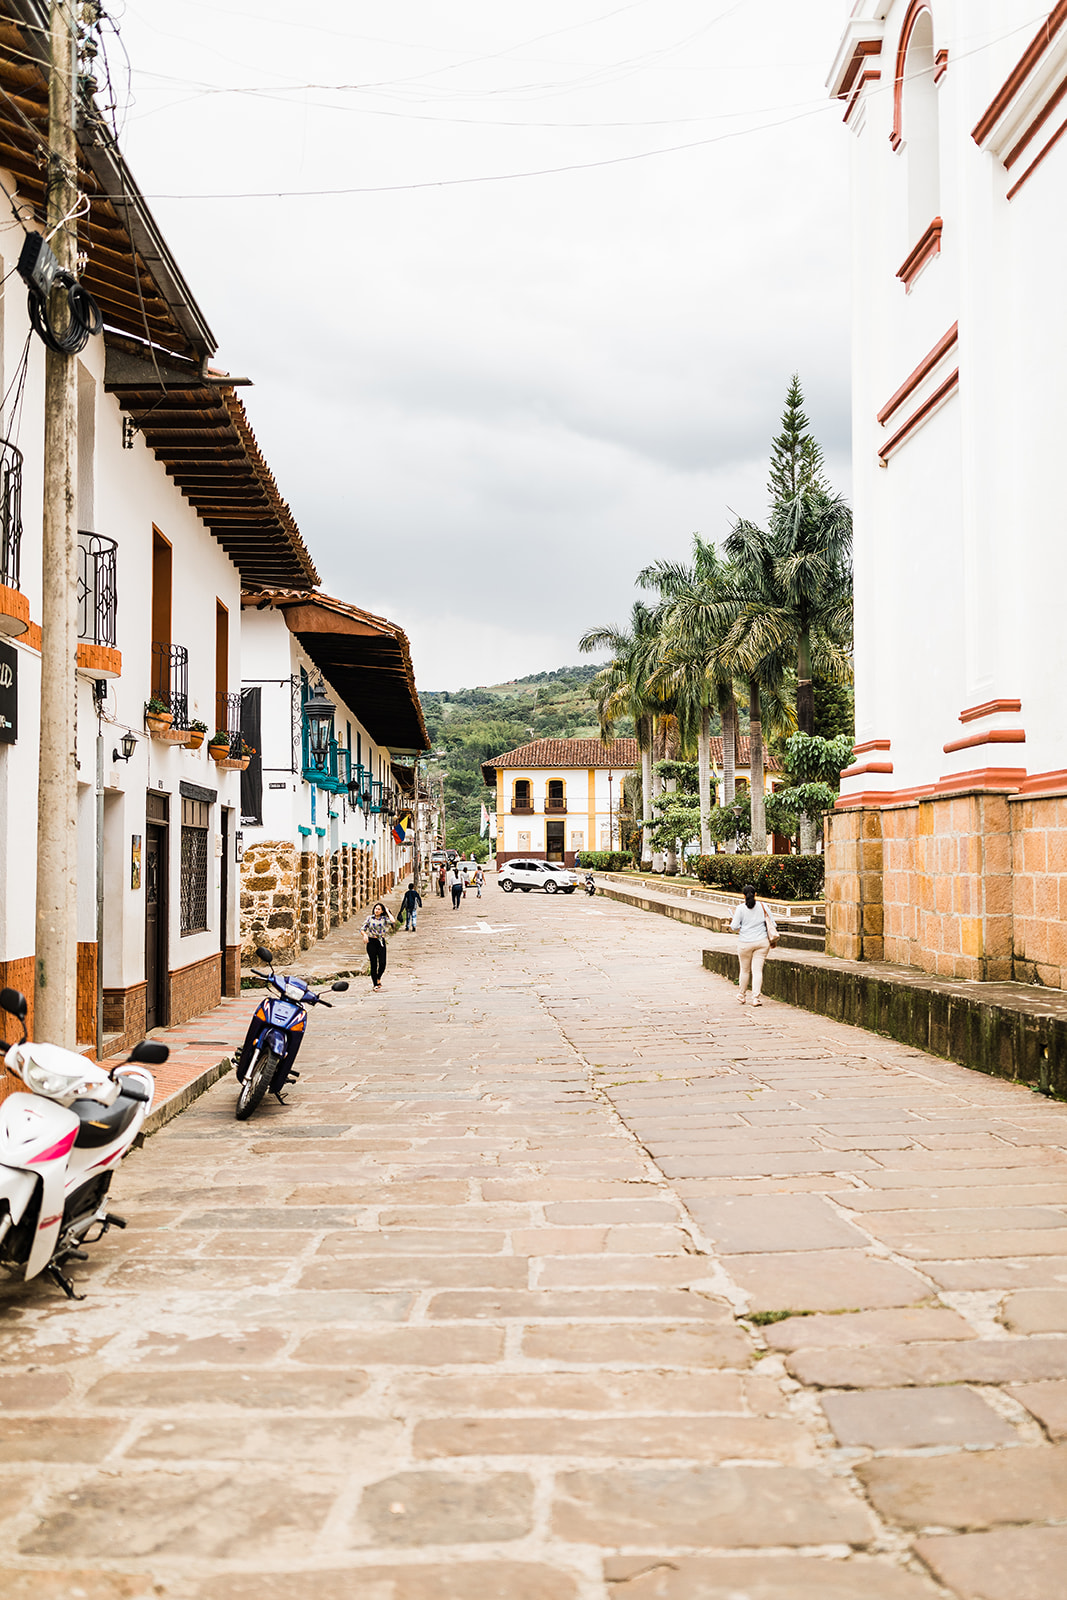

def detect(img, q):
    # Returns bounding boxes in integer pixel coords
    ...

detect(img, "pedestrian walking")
[447,864,464,910]
[436,863,446,898]
[473,864,484,898]
[361,901,395,990]
[399,881,422,932]
[729,882,778,1007]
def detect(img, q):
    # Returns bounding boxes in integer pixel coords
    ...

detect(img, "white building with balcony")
[484,739,640,865]
[0,6,319,1055]
[237,591,429,960]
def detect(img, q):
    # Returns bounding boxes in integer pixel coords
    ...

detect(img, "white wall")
[836,1,1067,799]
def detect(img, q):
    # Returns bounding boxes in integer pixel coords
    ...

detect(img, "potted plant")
[235,738,255,772]
[145,696,173,734]
[208,729,230,760]
[187,719,208,751]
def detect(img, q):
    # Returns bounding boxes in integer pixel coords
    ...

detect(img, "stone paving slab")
[4,887,1067,1596]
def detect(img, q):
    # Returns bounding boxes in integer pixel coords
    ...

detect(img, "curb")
[142,1055,234,1138]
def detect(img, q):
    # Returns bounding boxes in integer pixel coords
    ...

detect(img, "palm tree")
[580,602,660,866]
[725,496,852,852]
[637,537,740,856]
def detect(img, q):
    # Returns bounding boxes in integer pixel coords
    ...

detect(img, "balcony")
[76,531,121,678]
[510,802,534,815]
[0,439,28,638]
[544,799,567,813]
[210,690,247,767]
[149,641,191,740]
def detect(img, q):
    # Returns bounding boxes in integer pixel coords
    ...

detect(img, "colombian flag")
[392,811,412,845]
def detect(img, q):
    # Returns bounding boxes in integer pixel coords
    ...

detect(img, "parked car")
[499,859,577,894]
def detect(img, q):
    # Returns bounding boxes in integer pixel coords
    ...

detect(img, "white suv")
[499,859,578,894]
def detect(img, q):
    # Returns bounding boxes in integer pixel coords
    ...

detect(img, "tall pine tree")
[767,374,827,506]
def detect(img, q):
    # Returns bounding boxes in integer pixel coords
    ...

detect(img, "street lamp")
[112,731,136,764]
[303,679,335,770]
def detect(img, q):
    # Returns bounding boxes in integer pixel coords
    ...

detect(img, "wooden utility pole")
[34,0,80,1045]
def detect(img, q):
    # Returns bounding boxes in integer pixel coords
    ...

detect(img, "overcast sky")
[115,0,853,690]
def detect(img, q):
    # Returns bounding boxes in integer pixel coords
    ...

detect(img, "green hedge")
[575,850,635,872]
[692,853,824,901]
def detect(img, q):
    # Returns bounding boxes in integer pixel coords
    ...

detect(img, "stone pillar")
[825,806,883,962]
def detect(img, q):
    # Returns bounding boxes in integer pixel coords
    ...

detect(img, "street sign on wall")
[0,639,17,743]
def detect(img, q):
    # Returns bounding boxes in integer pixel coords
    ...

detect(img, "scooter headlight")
[19,1057,95,1100]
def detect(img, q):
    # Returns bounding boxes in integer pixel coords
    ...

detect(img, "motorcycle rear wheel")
[235,1047,281,1121]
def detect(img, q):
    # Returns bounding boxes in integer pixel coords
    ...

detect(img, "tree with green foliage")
[637,537,738,859]
[580,602,663,868]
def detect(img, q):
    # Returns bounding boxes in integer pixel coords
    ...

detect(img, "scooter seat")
[70,1092,142,1149]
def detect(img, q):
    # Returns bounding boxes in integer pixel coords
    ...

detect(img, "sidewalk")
[100,921,378,1135]
[597,874,1067,1097]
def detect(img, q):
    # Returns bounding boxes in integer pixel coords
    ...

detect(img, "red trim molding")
[959,697,1021,724]
[1017,768,1067,796]
[896,217,943,289]
[840,760,894,780]
[879,368,959,463]
[943,728,1025,755]
[891,1,934,150]
[877,323,958,426]
[933,767,1026,795]
[853,738,892,755]
[934,48,949,84]
[844,69,882,125]
[972,1,1067,146]
[838,37,884,101]
[1007,113,1067,200]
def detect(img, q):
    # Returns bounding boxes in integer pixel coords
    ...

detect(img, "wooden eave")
[0,1,318,591]
[243,591,429,756]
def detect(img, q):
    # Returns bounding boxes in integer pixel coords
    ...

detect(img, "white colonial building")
[825,3,1067,982]
[237,591,429,960]
[484,739,638,865]
[483,735,779,866]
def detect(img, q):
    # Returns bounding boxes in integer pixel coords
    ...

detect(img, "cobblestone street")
[3,884,1067,1599]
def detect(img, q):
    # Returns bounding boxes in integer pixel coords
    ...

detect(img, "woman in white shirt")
[730,883,772,1007]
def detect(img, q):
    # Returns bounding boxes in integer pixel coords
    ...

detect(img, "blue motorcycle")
[234,945,349,1121]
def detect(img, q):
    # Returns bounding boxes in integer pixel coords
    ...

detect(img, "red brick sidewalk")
[99,993,251,1131]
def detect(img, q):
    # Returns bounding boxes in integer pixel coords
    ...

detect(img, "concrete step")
[777,930,826,952]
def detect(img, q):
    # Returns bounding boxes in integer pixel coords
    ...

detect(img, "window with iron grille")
[180,797,210,934]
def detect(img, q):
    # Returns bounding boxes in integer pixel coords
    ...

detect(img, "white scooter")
[0,987,167,1300]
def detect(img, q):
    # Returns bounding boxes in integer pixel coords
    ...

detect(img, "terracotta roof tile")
[486,739,639,771]
[483,736,777,773]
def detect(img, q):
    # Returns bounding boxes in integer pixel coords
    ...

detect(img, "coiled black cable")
[26,269,102,356]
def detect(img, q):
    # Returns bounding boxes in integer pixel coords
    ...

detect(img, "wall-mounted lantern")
[303,679,335,770]
[112,731,136,763]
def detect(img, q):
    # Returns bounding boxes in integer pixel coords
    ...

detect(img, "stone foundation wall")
[827,787,1067,987]
[1008,792,1067,987]
[241,836,397,963]
[240,840,299,964]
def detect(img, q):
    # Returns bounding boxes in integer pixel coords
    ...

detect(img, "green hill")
[420,663,624,851]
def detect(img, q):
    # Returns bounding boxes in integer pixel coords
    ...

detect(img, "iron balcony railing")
[216,690,243,756]
[77,531,117,648]
[0,439,23,592]
[151,642,189,729]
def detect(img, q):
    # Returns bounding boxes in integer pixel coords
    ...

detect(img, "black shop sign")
[0,639,16,744]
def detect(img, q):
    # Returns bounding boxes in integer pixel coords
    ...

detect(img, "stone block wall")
[241,837,393,965]
[824,806,883,963]
[240,840,300,964]
[1009,792,1067,987]
[827,786,1066,986]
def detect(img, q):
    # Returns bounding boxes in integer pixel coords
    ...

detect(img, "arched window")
[513,779,531,811]
[893,3,941,247]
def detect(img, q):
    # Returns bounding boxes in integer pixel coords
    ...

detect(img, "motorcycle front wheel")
[235,1047,281,1121]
